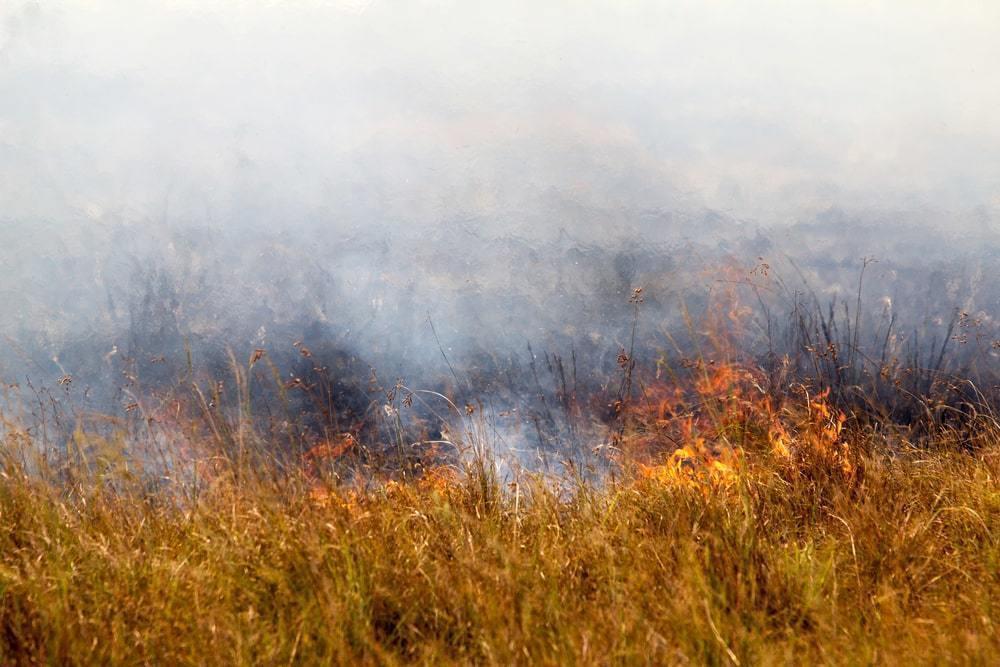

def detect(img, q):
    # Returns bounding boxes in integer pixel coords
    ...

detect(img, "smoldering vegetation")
[3,0,999,480]
[3,208,1000,665]
[1,208,997,479]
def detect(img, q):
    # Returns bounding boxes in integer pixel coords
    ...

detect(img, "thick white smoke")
[1,1,998,411]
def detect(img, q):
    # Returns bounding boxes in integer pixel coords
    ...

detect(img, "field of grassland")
[1,366,998,666]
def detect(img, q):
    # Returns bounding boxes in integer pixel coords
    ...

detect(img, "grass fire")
[2,2,999,664]
[2,260,998,664]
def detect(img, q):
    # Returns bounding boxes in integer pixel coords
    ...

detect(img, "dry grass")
[1,406,997,665]
[2,271,999,664]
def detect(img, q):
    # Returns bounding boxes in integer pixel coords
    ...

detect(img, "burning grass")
[1,361,999,664]
[1,261,999,664]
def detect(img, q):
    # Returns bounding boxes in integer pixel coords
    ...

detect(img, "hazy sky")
[2,0,999,234]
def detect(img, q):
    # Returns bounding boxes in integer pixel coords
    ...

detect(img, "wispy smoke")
[1,1,999,410]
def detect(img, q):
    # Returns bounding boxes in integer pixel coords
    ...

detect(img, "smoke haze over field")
[4,13,1000,659]
[1,1,999,414]
[3,0,999,227]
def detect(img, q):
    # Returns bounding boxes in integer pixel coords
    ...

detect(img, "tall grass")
[1,390,998,664]
[1,262,998,664]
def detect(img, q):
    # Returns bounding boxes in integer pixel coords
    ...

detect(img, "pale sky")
[2,0,999,234]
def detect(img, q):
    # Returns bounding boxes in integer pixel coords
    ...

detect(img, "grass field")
[1,352,998,665]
